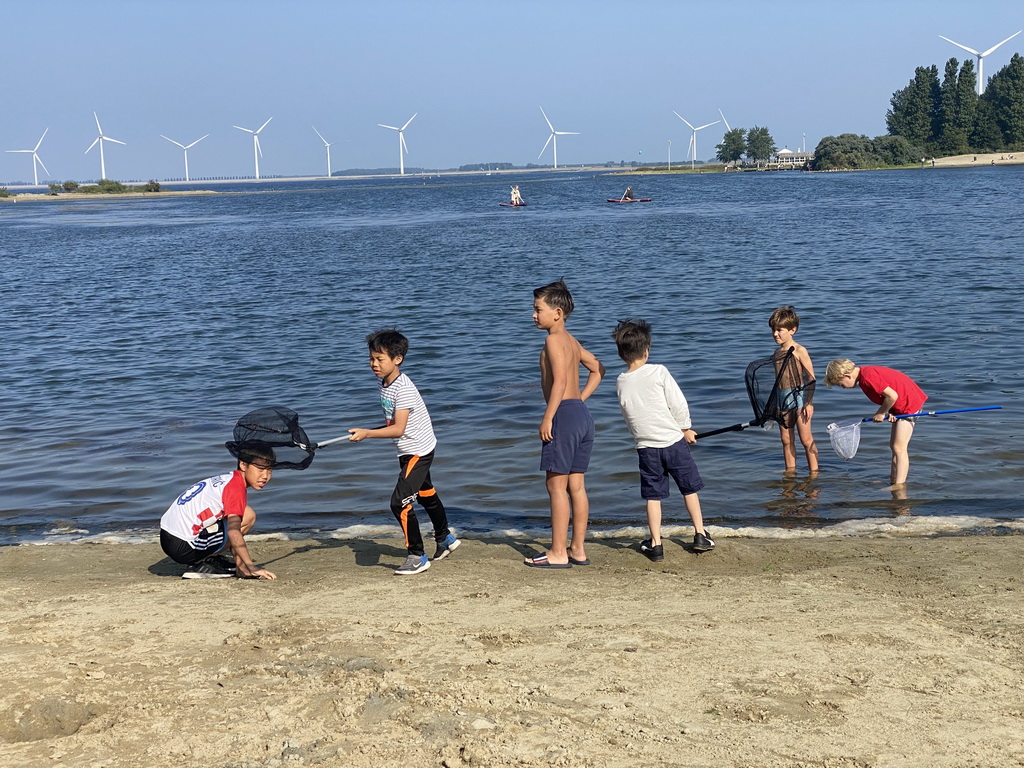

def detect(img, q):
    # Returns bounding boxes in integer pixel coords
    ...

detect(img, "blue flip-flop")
[524,553,572,569]
[568,556,591,566]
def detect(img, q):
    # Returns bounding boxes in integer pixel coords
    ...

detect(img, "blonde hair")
[825,358,856,386]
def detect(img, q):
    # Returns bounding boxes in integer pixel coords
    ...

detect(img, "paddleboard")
[500,202,527,207]
[607,198,652,203]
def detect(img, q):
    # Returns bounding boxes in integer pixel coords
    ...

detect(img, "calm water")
[1,168,1021,545]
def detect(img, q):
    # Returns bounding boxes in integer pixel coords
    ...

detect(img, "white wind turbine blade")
[312,126,330,146]
[719,109,731,132]
[673,111,695,131]
[35,154,50,178]
[33,128,49,152]
[233,125,255,133]
[938,35,980,57]
[695,121,720,131]
[555,130,580,136]
[94,111,103,134]
[981,30,1022,56]
[255,134,263,158]
[184,134,209,150]
[539,106,555,132]
[161,135,187,149]
[401,113,417,131]
[378,123,399,130]
[104,136,127,146]
[538,132,554,159]
[256,116,273,134]
[85,137,100,154]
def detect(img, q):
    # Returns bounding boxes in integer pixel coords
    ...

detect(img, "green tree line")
[813,52,1024,170]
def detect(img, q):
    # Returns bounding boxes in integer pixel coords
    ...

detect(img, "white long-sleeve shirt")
[616,363,692,449]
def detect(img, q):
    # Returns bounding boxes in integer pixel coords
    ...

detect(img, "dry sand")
[2,534,1022,767]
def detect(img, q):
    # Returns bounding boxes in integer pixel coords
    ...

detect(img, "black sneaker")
[693,531,715,552]
[433,533,461,561]
[207,555,237,572]
[182,559,235,579]
[640,539,664,562]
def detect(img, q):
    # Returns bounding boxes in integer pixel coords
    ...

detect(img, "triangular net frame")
[225,406,316,470]
[744,347,816,430]
[826,418,863,460]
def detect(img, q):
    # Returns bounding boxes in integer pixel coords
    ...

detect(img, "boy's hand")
[872,412,889,423]
[348,428,368,442]
[239,564,277,580]
[539,418,554,442]
[683,429,697,444]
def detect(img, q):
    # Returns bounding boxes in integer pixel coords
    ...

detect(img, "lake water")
[1,167,1021,546]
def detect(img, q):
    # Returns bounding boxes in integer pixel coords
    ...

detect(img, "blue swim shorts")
[637,438,705,500]
[540,399,595,474]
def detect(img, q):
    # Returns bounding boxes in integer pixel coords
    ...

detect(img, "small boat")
[607,198,652,203]
[500,202,527,207]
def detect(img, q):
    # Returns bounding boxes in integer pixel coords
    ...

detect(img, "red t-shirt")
[857,366,927,416]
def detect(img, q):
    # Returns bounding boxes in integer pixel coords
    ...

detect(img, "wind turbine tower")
[673,112,719,170]
[377,114,417,175]
[85,112,126,181]
[939,30,1023,95]
[312,126,334,177]
[538,107,580,169]
[6,128,50,186]
[233,117,273,180]
[160,134,208,182]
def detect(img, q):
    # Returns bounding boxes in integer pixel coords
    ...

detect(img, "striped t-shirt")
[379,372,437,456]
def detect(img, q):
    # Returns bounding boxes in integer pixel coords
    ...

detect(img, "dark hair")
[236,441,276,468]
[768,305,799,331]
[533,278,574,318]
[366,329,409,360]
[612,318,652,363]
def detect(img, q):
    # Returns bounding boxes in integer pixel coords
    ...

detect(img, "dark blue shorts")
[540,399,595,475]
[637,439,704,499]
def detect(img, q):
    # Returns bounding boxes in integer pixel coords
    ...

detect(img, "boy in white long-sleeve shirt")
[612,319,714,560]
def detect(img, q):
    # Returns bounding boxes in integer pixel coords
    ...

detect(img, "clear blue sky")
[3,0,1022,182]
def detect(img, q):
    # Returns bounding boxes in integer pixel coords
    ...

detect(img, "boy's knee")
[240,506,257,535]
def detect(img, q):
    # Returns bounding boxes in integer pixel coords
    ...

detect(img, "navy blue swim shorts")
[637,438,705,499]
[540,399,595,474]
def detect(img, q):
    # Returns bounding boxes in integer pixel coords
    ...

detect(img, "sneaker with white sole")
[433,533,461,561]
[395,553,431,575]
[640,539,664,562]
[693,531,715,552]
[182,559,235,579]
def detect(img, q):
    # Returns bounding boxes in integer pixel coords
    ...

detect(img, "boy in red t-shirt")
[825,359,927,487]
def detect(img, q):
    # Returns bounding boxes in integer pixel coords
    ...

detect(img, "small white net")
[827,419,863,460]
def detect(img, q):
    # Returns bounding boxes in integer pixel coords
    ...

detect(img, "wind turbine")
[673,112,719,170]
[233,117,273,180]
[538,107,580,169]
[939,30,1023,95]
[312,126,334,177]
[84,112,126,181]
[6,128,50,186]
[377,114,416,175]
[160,133,208,182]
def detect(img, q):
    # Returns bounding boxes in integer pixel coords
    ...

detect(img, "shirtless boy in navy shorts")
[525,279,605,569]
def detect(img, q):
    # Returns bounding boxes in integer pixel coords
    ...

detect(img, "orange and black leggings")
[390,451,450,556]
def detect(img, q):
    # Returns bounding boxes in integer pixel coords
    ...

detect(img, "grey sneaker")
[693,531,716,552]
[433,533,461,561]
[640,539,664,562]
[182,559,235,579]
[395,554,431,575]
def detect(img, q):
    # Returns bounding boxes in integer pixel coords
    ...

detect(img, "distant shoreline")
[3,153,1021,202]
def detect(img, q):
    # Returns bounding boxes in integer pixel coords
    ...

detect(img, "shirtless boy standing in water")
[525,279,605,569]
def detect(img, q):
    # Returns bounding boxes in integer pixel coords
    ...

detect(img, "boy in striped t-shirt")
[348,330,459,575]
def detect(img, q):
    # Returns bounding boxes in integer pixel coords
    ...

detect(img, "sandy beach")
[2,534,1022,767]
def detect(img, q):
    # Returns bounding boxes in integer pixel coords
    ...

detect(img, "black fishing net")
[225,406,316,470]
[745,347,816,430]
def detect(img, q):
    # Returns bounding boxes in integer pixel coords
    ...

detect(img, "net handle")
[857,405,1002,423]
